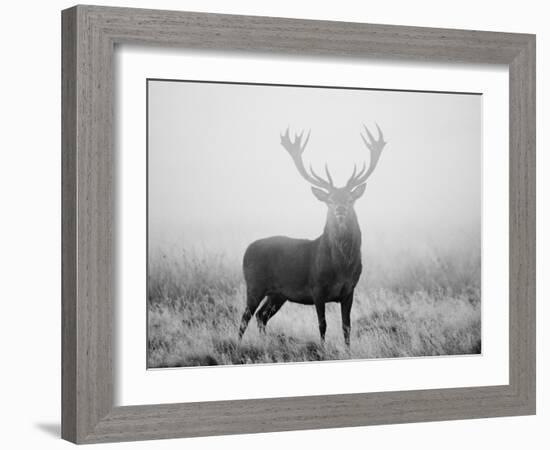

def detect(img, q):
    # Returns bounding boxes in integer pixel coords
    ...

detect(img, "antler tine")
[346,161,366,189]
[324,164,334,187]
[375,123,384,142]
[309,164,334,189]
[361,124,375,149]
[280,128,333,190]
[347,123,386,189]
[302,129,311,151]
[349,164,358,181]
[355,161,368,180]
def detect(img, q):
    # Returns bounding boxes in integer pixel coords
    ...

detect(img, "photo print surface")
[147,79,481,368]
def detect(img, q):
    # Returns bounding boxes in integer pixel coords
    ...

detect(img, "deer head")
[280,125,386,228]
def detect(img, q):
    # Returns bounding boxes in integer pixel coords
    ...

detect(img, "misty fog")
[148,80,481,264]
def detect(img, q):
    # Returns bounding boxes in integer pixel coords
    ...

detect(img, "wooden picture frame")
[61,5,536,444]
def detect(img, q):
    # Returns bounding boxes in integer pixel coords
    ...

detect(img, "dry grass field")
[147,244,481,368]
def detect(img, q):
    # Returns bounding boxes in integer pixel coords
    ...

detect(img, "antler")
[280,128,334,191]
[346,123,386,189]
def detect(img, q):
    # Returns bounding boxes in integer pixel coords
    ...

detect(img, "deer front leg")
[340,292,354,348]
[314,301,327,344]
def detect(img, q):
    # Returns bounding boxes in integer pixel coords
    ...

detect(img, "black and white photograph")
[147,79,482,368]
[2,0,544,447]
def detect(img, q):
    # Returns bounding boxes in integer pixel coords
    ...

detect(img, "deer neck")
[322,211,362,266]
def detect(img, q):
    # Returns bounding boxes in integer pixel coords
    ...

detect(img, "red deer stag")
[238,125,386,347]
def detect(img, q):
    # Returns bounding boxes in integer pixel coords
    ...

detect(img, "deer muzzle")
[335,206,347,223]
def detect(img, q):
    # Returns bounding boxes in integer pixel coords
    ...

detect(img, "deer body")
[238,125,386,347]
[244,216,362,305]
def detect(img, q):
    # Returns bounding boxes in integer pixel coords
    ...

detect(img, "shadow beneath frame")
[35,422,61,438]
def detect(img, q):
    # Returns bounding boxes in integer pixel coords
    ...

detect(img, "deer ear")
[311,187,329,202]
[351,183,367,200]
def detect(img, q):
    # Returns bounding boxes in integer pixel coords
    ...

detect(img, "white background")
[0,0,546,449]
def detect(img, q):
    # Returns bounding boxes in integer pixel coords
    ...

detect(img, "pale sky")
[148,79,481,260]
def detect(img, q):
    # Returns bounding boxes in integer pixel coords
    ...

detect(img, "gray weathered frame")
[61,5,536,444]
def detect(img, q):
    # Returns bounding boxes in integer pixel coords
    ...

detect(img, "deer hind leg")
[256,295,286,334]
[238,289,264,341]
